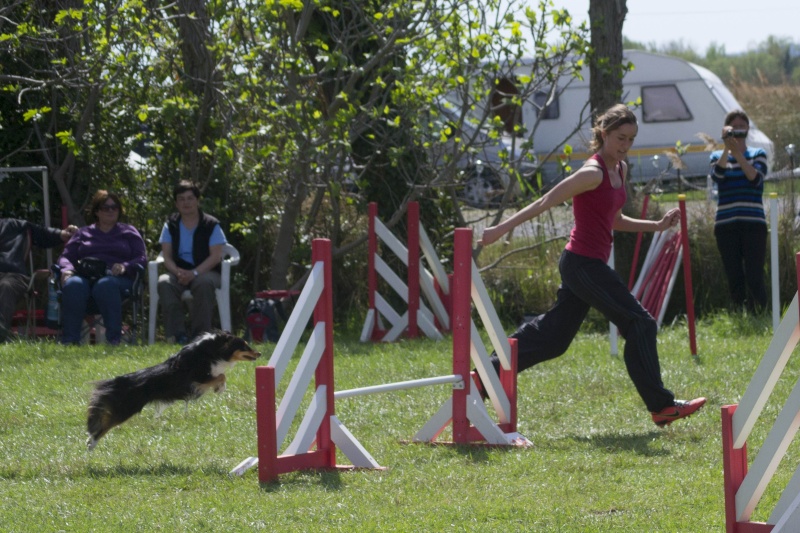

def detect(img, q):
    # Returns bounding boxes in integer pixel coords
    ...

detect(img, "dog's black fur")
[86,330,261,450]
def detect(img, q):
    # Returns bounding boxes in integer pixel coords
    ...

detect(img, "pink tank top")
[565,154,627,263]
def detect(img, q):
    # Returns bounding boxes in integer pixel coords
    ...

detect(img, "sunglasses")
[99,203,120,212]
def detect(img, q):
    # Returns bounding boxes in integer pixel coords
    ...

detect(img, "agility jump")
[361,201,451,342]
[617,194,697,356]
[230,239,379,480]
[232,230,528,482]
[721,252,800,532]
[413,228,527,445]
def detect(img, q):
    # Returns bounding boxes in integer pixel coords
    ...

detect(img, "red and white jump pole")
[250,239,378,482]
[414,228,528,445]
[621,194,697,356]
[232,232,528,481]
[677,194,698,356]
[721,252,800,532]
[361,201,451,342]
[627,194,651,291]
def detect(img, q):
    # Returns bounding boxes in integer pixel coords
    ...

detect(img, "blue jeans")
[61,275,133,344]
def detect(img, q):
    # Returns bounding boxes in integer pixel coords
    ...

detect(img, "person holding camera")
[710,109,769,312]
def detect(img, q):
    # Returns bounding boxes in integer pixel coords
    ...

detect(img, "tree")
[0,0,594,327]
[588,0,627,119]
[219,0,593,291]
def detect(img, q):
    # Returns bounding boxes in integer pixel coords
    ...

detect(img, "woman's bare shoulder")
[572,161,604,185]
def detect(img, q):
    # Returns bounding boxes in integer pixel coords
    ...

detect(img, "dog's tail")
[86,377,148,450]
[87,379,115,451]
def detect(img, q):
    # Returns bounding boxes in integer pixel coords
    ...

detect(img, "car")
[432,106,539,208]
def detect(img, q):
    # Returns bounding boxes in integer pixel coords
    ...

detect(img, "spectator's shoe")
[651,398,707,427]
[470,371,489,401]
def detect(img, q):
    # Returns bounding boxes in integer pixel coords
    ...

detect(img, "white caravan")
[477,50,774,190]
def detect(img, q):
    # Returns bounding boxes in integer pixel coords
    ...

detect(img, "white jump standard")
[414,228,529,446]
[721,252,800,532]
[361,201,451,342]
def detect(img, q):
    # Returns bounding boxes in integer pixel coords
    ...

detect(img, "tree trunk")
[269,182,307,291]
[174,0,219,185]
[588,0,628,120]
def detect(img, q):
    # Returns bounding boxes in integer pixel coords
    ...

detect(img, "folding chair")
[9,229,57,339]
[51,263,145,344]
[147,243,240,344]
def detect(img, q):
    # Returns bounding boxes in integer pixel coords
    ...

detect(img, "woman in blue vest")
[710,110,769,312]
[157,180,227,343]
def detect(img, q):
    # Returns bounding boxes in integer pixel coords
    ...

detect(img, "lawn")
[1,313,798,532]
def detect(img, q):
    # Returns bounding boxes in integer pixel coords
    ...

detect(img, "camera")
[725,129,748,139]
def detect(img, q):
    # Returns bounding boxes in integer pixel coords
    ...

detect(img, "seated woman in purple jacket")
[57,190,147,345]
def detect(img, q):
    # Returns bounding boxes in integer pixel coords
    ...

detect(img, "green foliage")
[731,83,800,171]
[477,233,566,324]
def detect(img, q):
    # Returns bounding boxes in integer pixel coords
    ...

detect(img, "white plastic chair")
[148,243,240,344]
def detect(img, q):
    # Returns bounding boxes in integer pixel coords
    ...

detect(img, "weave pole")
[770,193,779,331]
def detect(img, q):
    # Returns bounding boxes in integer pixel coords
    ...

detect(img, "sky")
[543,0,799,56]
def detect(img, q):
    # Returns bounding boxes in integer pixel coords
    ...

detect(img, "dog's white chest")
[210,360,235,377]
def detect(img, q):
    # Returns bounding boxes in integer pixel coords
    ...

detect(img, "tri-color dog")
[86,331,261,450]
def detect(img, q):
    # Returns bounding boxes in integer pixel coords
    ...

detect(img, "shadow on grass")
[86,461,227,478]
[428,442,519,463]
[258,468,347,492]
[565,430,670,457]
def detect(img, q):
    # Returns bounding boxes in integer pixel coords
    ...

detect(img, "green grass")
[1,313,798,532]
[656,178,791,203]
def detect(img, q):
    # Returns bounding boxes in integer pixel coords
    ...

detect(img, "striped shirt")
[709,147,768,227]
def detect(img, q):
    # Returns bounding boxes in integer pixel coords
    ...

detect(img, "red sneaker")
[651,398,707,427]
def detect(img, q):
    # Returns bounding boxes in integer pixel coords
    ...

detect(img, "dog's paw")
[153,402,167,418]
[214,377,227,394]
[86,436,97,451]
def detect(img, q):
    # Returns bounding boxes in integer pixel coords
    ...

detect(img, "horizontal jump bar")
[334,374,464,400]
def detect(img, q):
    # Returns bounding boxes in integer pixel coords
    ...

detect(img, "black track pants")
[496,249,675,413]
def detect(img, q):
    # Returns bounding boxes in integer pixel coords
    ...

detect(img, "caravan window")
[641,85,692,122]
[533,91,559,120]
[490,77,522,136]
